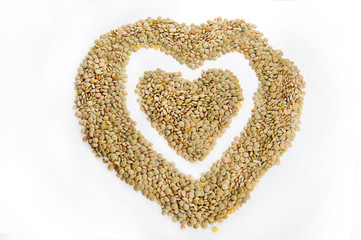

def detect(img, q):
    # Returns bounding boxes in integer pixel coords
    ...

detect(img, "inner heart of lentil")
[136,68,244,162]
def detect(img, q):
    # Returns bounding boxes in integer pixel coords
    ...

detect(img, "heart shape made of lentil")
[136,68,244,162]
[74,17,305,230]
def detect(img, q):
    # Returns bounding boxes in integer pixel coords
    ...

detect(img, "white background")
[0,0,360,240]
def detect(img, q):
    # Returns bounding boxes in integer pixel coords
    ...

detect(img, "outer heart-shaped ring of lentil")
[74,17,306,230]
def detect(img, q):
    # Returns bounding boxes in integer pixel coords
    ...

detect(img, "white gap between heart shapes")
[126,49,258,179]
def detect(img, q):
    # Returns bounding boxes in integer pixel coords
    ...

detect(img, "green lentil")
[74,17,305,230]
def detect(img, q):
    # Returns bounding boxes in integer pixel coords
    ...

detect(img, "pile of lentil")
[136,68,244,162]
[74,17,305,231]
